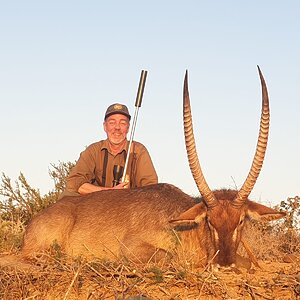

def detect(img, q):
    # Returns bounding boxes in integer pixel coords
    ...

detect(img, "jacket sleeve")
[65,145,97,194]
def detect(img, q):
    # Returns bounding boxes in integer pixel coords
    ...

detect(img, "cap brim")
[105,112,131,120]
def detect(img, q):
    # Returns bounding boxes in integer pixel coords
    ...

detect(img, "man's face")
[103,114,130,145]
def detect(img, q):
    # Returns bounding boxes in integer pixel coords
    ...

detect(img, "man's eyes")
[108,121,128,126]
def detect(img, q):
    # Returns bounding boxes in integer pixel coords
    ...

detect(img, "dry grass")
[1,238,299,300]
[1,205,300,299]
[241,220,300,262]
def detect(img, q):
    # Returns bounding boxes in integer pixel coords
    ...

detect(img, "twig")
[241,238,262,269]
[200,250,220,274]
[63,266,81,300]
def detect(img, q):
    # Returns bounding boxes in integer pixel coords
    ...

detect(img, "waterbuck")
[21,67,285,267]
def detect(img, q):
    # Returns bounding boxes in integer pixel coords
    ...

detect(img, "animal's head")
[170,189,285,266]
[171,67,285,266]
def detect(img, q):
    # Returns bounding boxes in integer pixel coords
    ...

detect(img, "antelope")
[21,66,285,267]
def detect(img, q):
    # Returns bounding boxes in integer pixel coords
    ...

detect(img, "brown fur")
[21,183,285,266]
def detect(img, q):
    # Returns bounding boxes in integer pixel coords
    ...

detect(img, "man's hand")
[112,182,128,189]
[78,181,129,195]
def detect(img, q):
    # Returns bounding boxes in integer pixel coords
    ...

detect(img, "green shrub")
[0,161,74,252]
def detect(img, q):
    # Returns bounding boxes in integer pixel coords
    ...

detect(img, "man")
[62,103,158,196]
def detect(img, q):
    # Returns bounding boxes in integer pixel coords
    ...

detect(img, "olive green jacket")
[62,139,158,196]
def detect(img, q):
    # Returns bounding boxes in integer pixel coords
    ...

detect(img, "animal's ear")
[246,200,286,221]
[169,202,207,225]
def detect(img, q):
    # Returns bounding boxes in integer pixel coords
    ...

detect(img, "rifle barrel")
[121,70,148,184]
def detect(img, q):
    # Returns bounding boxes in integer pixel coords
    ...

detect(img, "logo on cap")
[114,104,123,110]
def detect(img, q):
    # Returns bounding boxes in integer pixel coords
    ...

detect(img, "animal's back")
[22,183,195,261]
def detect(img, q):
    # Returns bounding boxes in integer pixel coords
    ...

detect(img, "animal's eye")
[239,219,244,226]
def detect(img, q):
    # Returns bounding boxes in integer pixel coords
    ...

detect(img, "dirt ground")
[0,257,299,300]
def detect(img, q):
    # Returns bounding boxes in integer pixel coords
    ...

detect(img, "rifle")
[121,70,148,185]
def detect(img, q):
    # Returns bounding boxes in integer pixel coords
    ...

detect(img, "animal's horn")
[233,66,270,207]
[183,70,218,208]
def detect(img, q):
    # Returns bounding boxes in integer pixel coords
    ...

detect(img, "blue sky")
[0,1,299,206]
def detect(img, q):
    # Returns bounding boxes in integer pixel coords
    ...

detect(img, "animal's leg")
[120,238,171,264]
[21,207,76,258]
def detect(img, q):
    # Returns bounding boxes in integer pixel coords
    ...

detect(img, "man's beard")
[109,131,126,145]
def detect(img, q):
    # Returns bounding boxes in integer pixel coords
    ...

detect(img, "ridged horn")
[233,66,270,207]
[183,70,218,209]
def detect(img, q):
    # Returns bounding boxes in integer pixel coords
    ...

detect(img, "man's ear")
[103,121,107,133]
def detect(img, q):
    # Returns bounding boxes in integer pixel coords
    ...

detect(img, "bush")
[0,161,74,252]
[241,196,300,261]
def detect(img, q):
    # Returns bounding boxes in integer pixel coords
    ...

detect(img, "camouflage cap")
[104,103,131,120]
